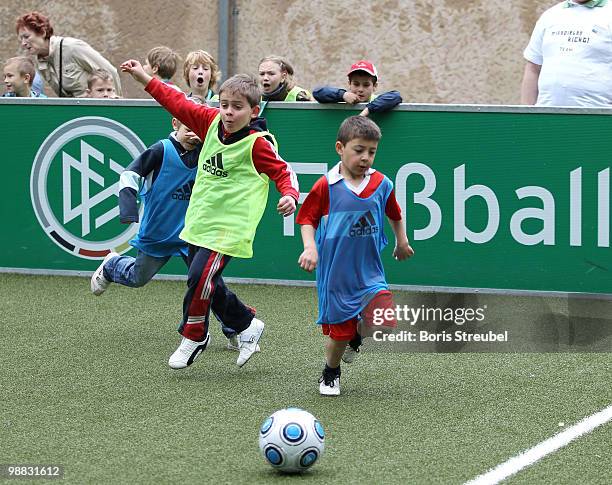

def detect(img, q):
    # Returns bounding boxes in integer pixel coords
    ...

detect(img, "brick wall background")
[1,0,553,102]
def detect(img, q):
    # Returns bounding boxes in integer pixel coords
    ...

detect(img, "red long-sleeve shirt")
[145,78,299,200]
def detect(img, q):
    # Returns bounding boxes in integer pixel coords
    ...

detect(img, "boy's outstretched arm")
[298,224,318,272]
[120,59,217,140]
[388,217,414,261]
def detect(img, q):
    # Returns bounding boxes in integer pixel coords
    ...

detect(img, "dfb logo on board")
[30,117,146,260]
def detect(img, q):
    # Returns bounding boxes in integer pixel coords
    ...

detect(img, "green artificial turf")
[0,274,610,484]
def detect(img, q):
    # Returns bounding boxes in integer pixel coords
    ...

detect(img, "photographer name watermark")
[373,329,508,343]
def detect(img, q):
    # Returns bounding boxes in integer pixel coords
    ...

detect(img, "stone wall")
[1,0,553,102]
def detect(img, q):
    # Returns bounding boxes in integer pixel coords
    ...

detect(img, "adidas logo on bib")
[172,181,194,200]
[202,153,228,177]
[349,211,379,237]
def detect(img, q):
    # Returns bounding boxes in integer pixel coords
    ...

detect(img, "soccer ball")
[259,407,325,473]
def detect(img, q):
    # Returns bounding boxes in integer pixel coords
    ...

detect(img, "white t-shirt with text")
[524,1,612,106]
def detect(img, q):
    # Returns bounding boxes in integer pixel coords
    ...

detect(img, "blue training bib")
[315,175,393,324]
[130,139,197,257]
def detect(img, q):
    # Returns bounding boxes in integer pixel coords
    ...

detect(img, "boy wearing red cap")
[313,60,402,117]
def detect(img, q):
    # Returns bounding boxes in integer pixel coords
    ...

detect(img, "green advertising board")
[1,98,611,295]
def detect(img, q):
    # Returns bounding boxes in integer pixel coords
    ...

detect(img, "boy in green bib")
[121,59,299,369]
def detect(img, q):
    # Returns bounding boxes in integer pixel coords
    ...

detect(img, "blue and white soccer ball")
[259,407,325,473]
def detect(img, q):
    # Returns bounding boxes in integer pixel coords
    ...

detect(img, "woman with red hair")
[16,11,122,98]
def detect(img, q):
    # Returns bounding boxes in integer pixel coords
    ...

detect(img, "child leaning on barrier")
[258,55,312,102]
[120,58,299,370]
[2,56,46,98]
[297,116,414,396]
[313,60,401,117]
[86,69,119,98]
[183,50,221,102]
[90,97,251,350]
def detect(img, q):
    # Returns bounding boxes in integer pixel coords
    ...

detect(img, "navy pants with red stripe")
[179,245,254,342]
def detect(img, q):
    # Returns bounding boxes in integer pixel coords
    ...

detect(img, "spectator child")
[313,60,402,117]
[183,50,221,102]
[86,69,118,98]
[143,46,182,91]
[2,56,46,97]
[258,55,312,101]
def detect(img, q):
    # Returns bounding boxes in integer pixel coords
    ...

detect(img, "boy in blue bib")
[297,116,414,396]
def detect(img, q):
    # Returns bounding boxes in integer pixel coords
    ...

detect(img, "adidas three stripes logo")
[202,153,228,177]
[172,181,194,200]
[349,210,379,237]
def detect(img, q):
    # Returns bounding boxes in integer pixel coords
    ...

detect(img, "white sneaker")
[319,371,340,396]
[227,334,260,352]
[168,334,211,369]
[237,318,264,367]
[90,252,119,295]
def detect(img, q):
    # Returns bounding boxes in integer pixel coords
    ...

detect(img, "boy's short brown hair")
[183,50,221,90]
[219,74,261,107]
[147,46,180,80]
[87,69,113,90]
[5,56,35,82]
[337,116,382,144]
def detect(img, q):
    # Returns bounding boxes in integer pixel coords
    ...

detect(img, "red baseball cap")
[347,60,378,79]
